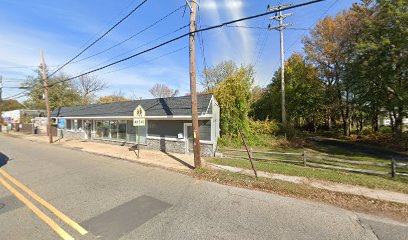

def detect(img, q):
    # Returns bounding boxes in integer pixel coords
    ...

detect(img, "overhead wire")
[0,0,141,71]
[48,0,149,78]
[74,24,190,74]
[260,0,337,87]
[70,5,185,65]
[4,0,324,100]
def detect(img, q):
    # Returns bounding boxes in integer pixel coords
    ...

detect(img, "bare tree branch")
[149,83,180,98]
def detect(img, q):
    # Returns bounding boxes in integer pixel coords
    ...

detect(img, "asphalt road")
[0,134,407,240]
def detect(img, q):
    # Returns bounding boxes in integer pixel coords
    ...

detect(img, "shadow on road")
[0,152,10,168]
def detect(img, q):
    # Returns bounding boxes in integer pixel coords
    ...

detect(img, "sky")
[0,0,356,101]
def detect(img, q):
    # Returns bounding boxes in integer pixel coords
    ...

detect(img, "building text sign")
[133,105,146,126]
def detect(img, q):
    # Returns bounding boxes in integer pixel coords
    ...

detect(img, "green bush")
[248,119,279,135]
[278,124,297,140]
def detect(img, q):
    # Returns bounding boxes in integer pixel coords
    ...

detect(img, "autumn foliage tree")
[203,61,254,136]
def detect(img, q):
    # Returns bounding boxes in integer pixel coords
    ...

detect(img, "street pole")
[279,10,286,125]
[268,4,292,125]
[40,50,53,143]
[189,0,202,168]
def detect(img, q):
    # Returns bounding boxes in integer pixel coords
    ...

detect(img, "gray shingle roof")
[51,94,213,117]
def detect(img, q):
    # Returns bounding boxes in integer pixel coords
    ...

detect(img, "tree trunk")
[394,107,403,138]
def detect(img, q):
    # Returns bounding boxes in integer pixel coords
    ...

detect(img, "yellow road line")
[0,169,88,235]
[0,177,74,240]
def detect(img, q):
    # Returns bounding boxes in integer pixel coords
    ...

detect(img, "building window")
[102,120,110,139]
[199,120,211,141]
[118,120,127,141]
[147,120,183,138]
[66,119,72,130]
[77,120,83,131]
[126,120,136,142]
[126,120,146,143]
[110,120,118,140]
[73,120,78,131]
[95,120,102,138]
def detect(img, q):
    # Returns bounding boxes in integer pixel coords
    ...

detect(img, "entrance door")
[184,123,193,153]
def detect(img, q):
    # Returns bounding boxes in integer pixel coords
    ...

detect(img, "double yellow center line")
[0,168,88,240]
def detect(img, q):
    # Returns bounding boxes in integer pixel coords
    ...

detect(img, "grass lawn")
[193,167,408,223]
[210,157,408,194]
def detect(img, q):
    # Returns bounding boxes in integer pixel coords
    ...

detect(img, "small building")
[51,94,220,156]
[1,109,46,123]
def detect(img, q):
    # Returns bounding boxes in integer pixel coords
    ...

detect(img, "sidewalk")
[3,132,195,171]
[209,163,408,205]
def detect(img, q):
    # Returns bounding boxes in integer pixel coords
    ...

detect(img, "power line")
[98,45,188,76]
[73,0,142,56]
[76,24,190,74]
[70,5,185,65]
[49,0,323,87]
[2,25,189,100]
[260,0,337,87]
[4,0,324,100]
[48,0,149,78]
[284,0,338,53]
[0,0,142,71]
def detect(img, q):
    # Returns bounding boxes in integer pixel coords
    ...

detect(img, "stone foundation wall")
[144,138,185,154]
[58,129,215,156]
[59,129,86,140]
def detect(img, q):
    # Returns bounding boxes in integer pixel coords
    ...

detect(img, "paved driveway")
[0,134,407,240]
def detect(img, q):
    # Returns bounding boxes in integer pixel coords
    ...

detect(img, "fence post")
[303,151,307,167]
[391,158,396,178]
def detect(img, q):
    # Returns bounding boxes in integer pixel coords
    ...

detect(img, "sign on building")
[133,105,145,126]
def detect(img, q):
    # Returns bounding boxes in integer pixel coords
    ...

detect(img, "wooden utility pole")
[40,51,53,143]
[188,0,202,167]
[268,4,292,125]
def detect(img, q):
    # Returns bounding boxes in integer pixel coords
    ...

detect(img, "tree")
[201,60,238,92]
[1,100,24,111]
[22,66,82,110]
[149,83,179,98]
[303,7,368,135]
[209,62,254,136]
[97,90,129,104]
[353,0,408,137]
[78,75,107,104]
[252,53,324,131]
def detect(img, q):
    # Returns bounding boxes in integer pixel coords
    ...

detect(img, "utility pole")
[40,51,53,143]
[188,0,202,167]
[268,4,292,125]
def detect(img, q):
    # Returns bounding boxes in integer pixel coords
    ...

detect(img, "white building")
[1,109,46,123]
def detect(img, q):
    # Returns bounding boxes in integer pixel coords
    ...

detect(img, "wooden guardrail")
[219,148,408,178]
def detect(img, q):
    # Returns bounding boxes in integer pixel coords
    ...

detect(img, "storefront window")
[118,120,126,141]
[95,121,102,138]
[73,120,78,131]
[110,120,118,140]
[126,120,136,142]
[66,120,72,130]
[126,120,146,143]
[102,120,110,139]
[77,120,83,131]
